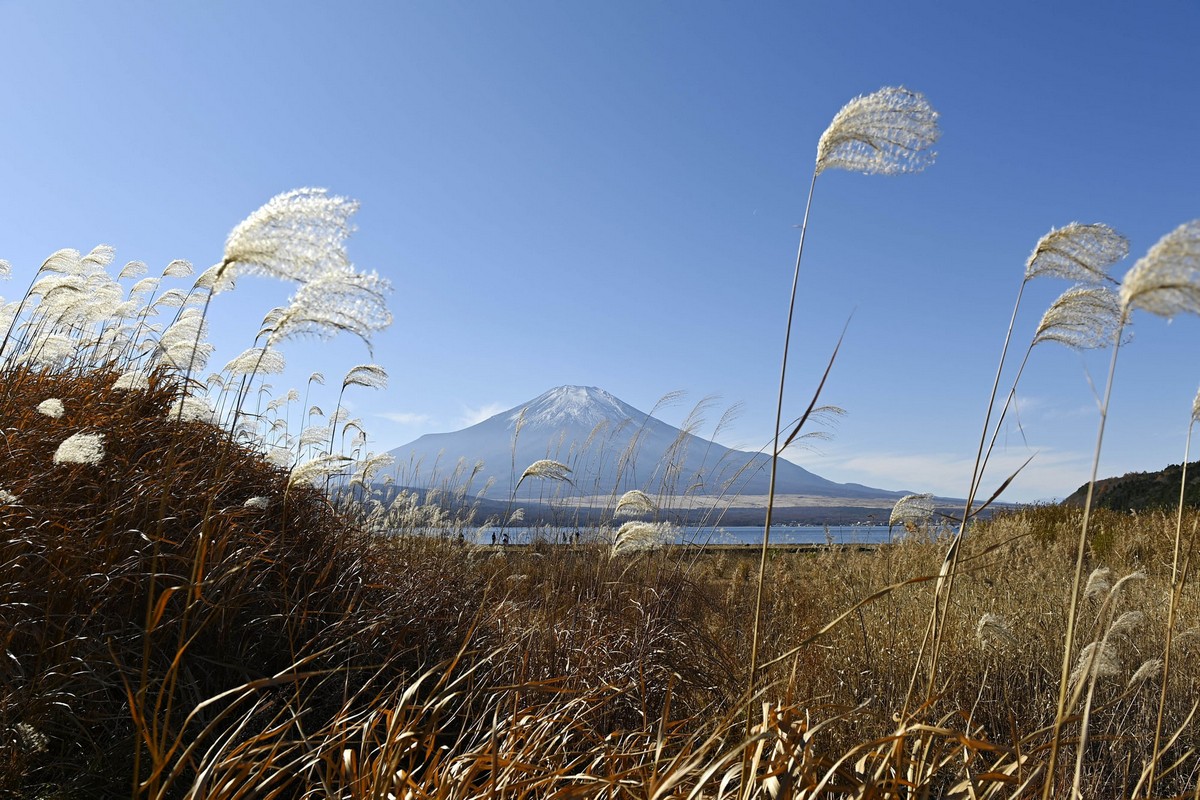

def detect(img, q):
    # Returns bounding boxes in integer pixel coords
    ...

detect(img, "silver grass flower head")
[170,396,214,423]
[288,453,352,487]
[150,289,189,310]
[354,452,395,484]
[264,446,293,468]
[1025,223,1128,283]
[129,276,160,297]
[1107,610,1145,639]
[1120,219,1200,319]
[1191,386,1200,424]
[1033,285,1123,350]
[1127,657,1163,688]
[976,612,1016,652]
[36,398,65,419]
[118,260,147,280]
[300,425,333,447]
[0,488,18,504]
[113,372,150,392]
[1084,567,1112,600]
[508,508,526,525]
[1110,569,1146,599]
[221,188,359,285]
[343,363,388,390]
[615,489,657,517]
[193,263,237,295]
[815,87,940,176]
[53,432,106,466]
[519,459,572,483]
[39,248,82,276]
[0,259,10,280]
[162,259,193,278]
[266,269,392,351]
[223,347,286,377]
[243,496,270,510]
[15,723,47,756]
[1069,641,1121,687]
[80,244,115,271]
[889,492,935,527]
[158,308,214,372]
[612,521,676,555]
[20,334,75,368]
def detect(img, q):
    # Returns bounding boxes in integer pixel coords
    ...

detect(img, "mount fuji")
[384,386,903,509]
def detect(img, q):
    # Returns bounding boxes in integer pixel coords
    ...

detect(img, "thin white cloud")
[458,402,507,428]
[377,411,433,426]
[802,447,1093,503]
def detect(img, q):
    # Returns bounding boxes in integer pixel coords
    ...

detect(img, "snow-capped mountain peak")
[507,385,637,430]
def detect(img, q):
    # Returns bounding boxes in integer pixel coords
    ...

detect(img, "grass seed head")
[519,459,572,484]
[1034,285,1122,350]
[1120,219,1200,319]
[815,86,940,176]
[53,431,106,466]
[1024,223,1128,283]
[36,398,65,418]
[615,489,657,517]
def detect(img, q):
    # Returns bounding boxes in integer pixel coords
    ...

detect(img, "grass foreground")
[4,366,1200,798]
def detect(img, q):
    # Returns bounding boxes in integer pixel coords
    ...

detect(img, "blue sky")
[2,1,1198,502]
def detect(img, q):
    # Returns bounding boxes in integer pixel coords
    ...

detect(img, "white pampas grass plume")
[1069,641,1121,687]
[1127,657,1163,688]
[221,188,359,286]
[1083,567,1112,601]
[815,87,940,176]
[518,459,572,484]
[615,489,657,517]
[352,452,395,486]
[243,496,271,510]
[169,396,214,423]
[611,521,676,555]
[223,347,285,377]
[162,259,193,278]
[1033,286,1123,350]
[158,308,214,372]
[113,372,150,392]
[0,259,10,279]
[1111,569,1147,597]
[508,508,525,525]
[53,432,106,466]
[976,612,1017,652]
[889,492,935,528]
[1024,223,1128,283]
[266,269,392,350]
[0,488,18,504]
[264,446,293,468]
[1107,610,1145,639]
[36,398,65,419]
[1120,219,1200,318]
[288,454,352,487]
[80,244,115,271]
[193,263,237,294]
[118,260,147,280]
[342,363,388,390]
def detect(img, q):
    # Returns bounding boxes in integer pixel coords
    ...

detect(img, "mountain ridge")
[384,385,904,507]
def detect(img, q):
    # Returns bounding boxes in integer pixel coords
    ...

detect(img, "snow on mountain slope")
[385,385,902,501]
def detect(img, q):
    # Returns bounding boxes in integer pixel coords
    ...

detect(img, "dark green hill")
[1063,461,1200,511]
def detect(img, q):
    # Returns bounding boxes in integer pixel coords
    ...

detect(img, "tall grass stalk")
[921,224,1127,704]
[747,86,939,725]
[1045,219,1200,798]
[1147,389,1200,794]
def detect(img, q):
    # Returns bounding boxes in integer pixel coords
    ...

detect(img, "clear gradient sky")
[2,2,1198,503]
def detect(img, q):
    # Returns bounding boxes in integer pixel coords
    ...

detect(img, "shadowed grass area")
[5,371,1200,798]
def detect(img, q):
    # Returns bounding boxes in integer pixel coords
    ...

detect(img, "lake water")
[469,524,896,546]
